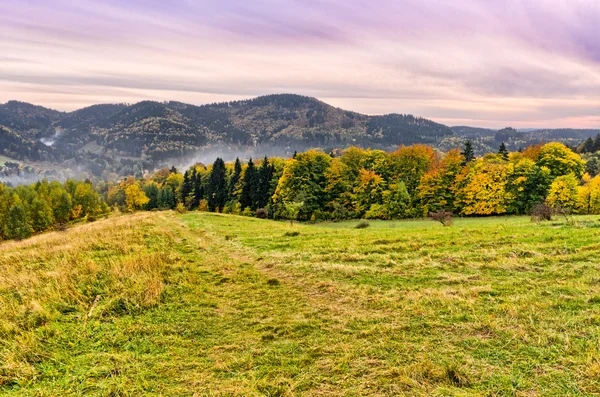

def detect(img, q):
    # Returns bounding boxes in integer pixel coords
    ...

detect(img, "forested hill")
[1,95,599,172]
[0,95,453,161]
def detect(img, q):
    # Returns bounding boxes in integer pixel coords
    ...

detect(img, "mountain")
[0,101,64,138]
[0,94,598,178]
[0,94,455,161]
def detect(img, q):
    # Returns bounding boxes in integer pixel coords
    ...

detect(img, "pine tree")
[192,170,203,209]
[181,170,193,205]
[461,141,475,165]
[240,158,258,210]
[143,183,159,210]
[228,158,242,200]
[158,187,176,209]
[594,134,600,152]
[498,142,509,160]
[257,156,274,209]
[582,137,595,153]
[5,201,32,240]
[207,158,227,212]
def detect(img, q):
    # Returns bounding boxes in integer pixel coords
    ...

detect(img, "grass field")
[0,155,19,166]
[2,212,600,396]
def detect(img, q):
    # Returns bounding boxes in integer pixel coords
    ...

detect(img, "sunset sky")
[0,0,598,129]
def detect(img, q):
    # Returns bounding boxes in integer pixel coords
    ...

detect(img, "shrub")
[430,211,453,226]
[355,220,370,229]
[175,203,186,214]
[531,202,552,222]
[256,208,268,219]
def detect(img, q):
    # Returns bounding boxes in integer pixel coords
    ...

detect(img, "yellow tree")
[537,142,585,178]
[577,174,600,214]
[417,148,464,215]
[125,184,149,212]
[352,169,386,216]
[453,155,511,215]
[547,174,579,211]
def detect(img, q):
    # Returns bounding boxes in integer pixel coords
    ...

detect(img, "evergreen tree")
[5,201,32,240]
[461,141,475,165]
[240,158,259,210]
[594,134,600,152]
[582,137,595,153]
[228,158,242,200]
[170,166,178,174]
[257,156,274,209]
[498,142,509,160]
[192,170,203,209]
[181,170,193,204]
[158,186,176,209]
[143,183,159,210]
[207,158,228,211]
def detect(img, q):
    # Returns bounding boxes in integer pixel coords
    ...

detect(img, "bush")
[256,208,268,219]
[430,211,453,226]
[531,202,552,222]
[354,220,370,229]
[175,203,186,214]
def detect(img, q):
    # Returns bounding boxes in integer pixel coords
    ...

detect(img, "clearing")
[1,212,600,396]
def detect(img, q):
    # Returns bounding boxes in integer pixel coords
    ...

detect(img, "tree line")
[103,141,595,221]
[2,140,598,241]
[0,179,108,240]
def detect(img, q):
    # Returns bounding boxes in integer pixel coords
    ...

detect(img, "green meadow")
[2,212,600,396]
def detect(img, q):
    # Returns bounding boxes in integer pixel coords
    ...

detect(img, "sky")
[0,0,599,129]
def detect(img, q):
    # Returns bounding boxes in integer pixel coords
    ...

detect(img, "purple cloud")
[0,0,598,128]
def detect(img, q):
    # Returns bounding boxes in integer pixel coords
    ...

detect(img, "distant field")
[2,213,600,395]
[0,155,18,166]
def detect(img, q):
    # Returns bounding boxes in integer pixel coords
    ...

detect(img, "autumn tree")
[125,184,149,212]
[546,174,579,211]
[537,142,585,178]
[272,150,332,220]
[453,155,510,215]
[417,149,464,215]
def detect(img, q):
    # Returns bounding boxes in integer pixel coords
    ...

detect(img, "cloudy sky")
[0,0,599,128]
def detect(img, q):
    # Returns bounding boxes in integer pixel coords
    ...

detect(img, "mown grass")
[2,212,600,395]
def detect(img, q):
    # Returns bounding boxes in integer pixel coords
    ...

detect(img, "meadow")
[2,212,600,396]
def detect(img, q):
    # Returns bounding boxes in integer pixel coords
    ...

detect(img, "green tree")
[240,158,259,210]
[5,200,32,240]
[272,150,332,220]
[461,140,475,165]
[50,188,72,224]
[29,197,54,232]
[228,158,242,200]
[143,183,159,210]
[257,156,274,209]
[498,142,509,160]
[207,158,228,212]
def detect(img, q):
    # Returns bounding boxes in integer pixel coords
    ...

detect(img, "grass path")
[2,212,600,395]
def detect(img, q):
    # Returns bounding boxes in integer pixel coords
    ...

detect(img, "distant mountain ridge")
[0,94,456,162]
[0,94,598,166]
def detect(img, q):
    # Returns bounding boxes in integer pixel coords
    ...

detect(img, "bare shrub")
[355,220,370,229]
[256,208,268,219]
[429,211,453,226]
[531,202,552,222]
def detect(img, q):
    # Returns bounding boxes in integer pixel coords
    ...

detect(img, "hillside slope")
[2,211,600,395]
